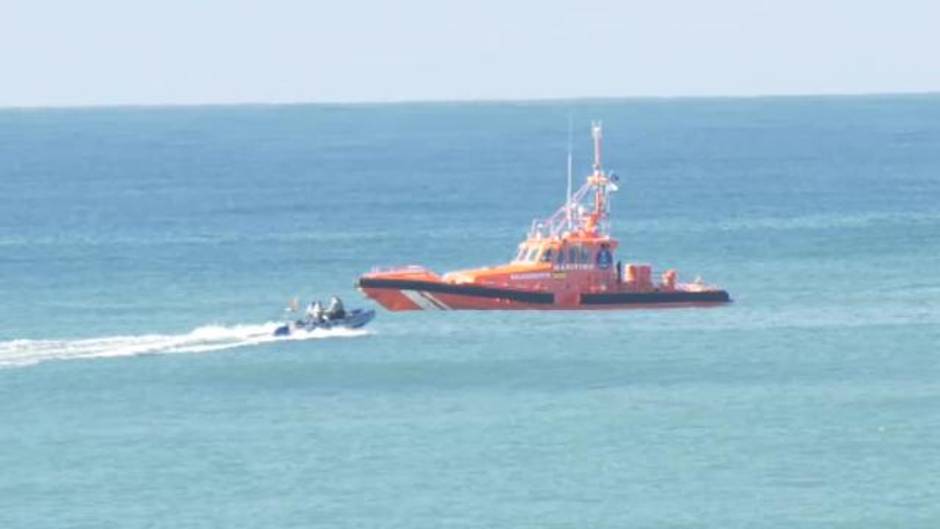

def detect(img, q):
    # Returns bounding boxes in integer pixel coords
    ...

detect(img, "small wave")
[618,210,940,236]
[0,322,369,369]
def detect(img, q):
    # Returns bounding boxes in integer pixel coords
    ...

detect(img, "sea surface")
[1,96,939,528]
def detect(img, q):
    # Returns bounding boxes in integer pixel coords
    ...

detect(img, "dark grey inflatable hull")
[274,309,376,336]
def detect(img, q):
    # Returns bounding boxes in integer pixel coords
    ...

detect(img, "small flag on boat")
[287,297,300,312]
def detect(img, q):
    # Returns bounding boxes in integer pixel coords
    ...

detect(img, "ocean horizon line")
[2,89,939,112]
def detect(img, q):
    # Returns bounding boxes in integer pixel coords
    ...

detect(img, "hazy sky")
[2,0,939,107]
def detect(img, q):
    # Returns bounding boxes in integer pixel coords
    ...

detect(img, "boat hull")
[358,277,730,311]
[274,308,376,335]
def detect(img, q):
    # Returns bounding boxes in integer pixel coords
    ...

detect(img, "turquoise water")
[1,96,939,527]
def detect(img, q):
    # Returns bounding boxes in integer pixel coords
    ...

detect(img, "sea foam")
[0,323,368,369]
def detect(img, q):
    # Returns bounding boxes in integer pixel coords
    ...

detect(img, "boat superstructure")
[358,122,730,311]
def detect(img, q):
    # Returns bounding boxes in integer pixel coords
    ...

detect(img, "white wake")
[0,322,369,369]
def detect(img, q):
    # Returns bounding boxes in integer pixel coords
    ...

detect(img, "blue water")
[2,96,939,527]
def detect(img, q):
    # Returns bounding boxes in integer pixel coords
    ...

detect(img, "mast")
[591,121,605,221]
[530,120,616,239]
[566,115,573,230]
[592,120,603,175]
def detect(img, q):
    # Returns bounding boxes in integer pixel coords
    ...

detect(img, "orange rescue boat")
[358,122,731,311]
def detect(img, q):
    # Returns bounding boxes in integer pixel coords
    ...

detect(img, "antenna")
[566,113,573,230]
[589,120,606,228]
[592,120,603,175]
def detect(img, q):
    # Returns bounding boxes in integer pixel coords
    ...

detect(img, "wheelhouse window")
[540,248,554,263]
[580,246,592,264]
[525,246,540,262]
[562,245,596,265]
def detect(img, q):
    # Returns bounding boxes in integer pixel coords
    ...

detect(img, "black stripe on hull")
[358,278,555,304]
[580,290,731,305]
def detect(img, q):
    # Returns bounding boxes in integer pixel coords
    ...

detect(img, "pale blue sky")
[2,0,939,107]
